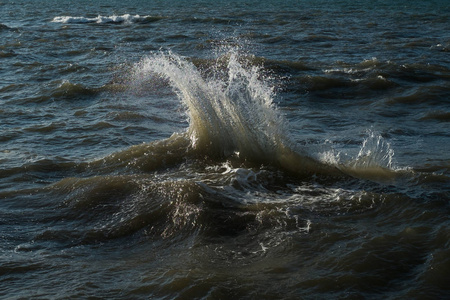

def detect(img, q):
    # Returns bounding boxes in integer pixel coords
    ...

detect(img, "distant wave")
[51,14,164,24]
[7,80,105,105]
[420,111,450,122]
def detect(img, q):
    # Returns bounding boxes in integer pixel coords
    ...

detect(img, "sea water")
[1,0,449,298]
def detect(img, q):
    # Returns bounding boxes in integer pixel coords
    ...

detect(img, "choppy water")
[1,0,449,299]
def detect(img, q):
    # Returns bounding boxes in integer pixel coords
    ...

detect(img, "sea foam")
[51,14,152,24]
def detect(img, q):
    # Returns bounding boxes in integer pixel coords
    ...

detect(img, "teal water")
[1,0,449,299]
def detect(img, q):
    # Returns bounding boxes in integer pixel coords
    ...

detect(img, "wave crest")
[129,50,411,180]
[51,14,162,24]
[133,51,293,162]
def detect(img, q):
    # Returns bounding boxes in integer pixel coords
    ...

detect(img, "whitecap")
[51,14,152,24]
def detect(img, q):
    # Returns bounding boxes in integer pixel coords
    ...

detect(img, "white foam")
[51,14,151,24]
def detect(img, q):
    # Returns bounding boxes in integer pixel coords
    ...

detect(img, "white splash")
[353,130,395,169]
[132,50,290,162]
[338,130,398,180]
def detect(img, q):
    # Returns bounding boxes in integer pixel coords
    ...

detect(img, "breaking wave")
[126,49,405,181]
[51,14,164,24]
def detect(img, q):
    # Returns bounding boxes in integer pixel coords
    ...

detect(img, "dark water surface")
[1,0,449,299]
